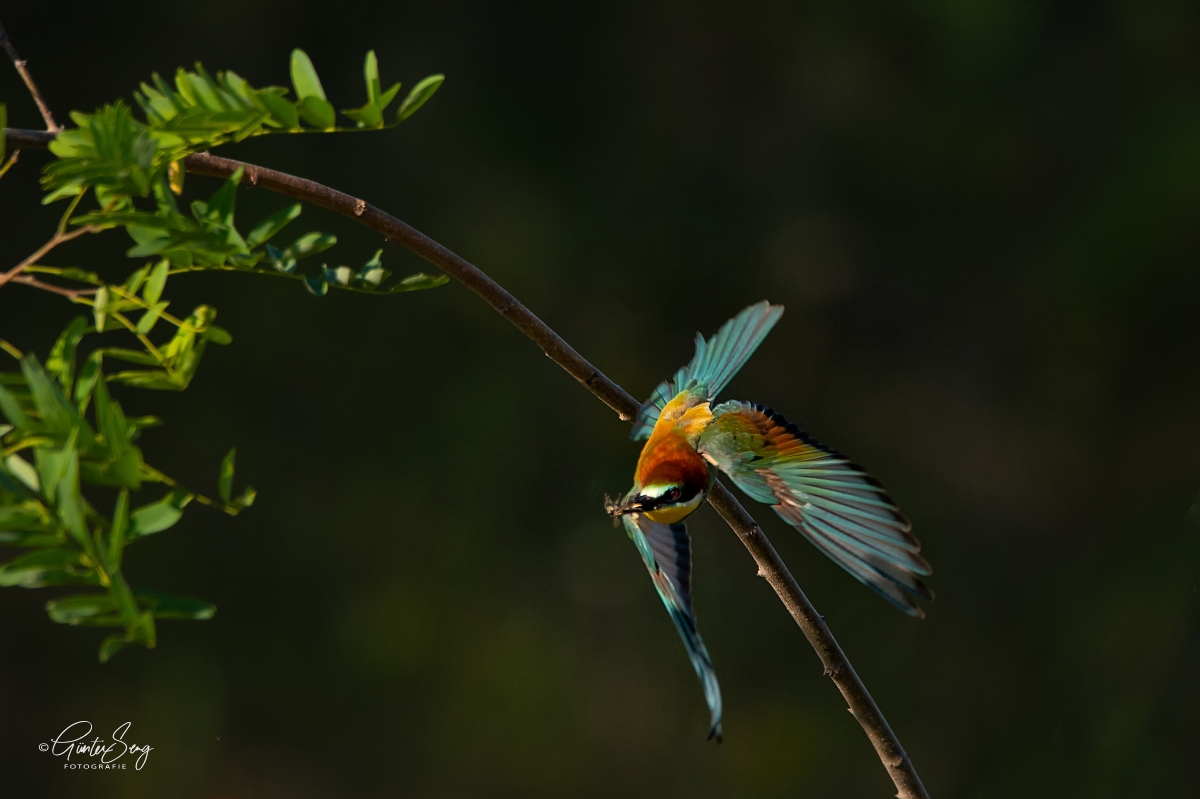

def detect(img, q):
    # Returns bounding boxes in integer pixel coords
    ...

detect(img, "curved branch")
[2,126,929,798]
[0,19,61,131]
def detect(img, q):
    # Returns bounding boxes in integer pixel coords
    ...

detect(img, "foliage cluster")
[0,50,446,659]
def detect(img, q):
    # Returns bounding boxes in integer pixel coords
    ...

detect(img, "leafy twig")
[0,17,60,131]
[140,465,247,516]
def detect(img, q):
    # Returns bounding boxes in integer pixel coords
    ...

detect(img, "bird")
[606,301,932,741]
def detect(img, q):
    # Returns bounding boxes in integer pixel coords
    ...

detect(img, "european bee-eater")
[607,301,932,740]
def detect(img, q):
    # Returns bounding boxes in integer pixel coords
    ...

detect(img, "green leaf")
[0,548,83,587]
[93,286,110,333]
[53,445,90,547]
[99,634,127,663]
[364,50,382,102]
[135,588,216,620]
[0,380,29,429]
[357,250,386,288]
[35,429,77,504]
[129,610,156,647]
[144,259,170,304]
[246,203,301,248]
[341,51,402,129]
[46,317,89,397]
[0,502,59,546]
[0,530,65,547]
[323,265,353,286]
[202,326,233,346]
[46,594,119,624]
[107,370,185,391]
[75,351,103,412]
[135,302,170,335]
[125,415,163,441]
[108,489,129,569]
[258,91,300,129]
[80,446,144,489]
[303,275,328,296]
[124,265,151,296]
[296,96,336,130]
[129,489,192,538]
[382,272,451,293]
[397,75,445,121]
[286,232,337,260]
[290,49,328,100]
[218,447,236,505]
[0,503,49,532]
[93,377,131,456]
[204,167,243,224]
[4,454,40,492]
[57,267,103,285]
[23,355,82,435]
[237,486,257,509]
[101,348,160,366]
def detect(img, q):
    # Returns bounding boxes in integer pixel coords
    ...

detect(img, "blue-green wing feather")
[622,514,723,740]
[698,401,933,617]
[631,301,783,440]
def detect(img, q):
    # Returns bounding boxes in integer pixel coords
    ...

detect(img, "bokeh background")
[2,1,1199,796]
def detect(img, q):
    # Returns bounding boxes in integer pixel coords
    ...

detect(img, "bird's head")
[605,481,705,524]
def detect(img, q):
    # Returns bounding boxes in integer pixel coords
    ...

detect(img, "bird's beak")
[604,494,643,518]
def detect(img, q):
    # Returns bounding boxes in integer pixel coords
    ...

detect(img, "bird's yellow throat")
[643,494,704,525]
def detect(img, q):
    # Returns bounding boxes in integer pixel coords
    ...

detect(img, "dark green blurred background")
[2,1,1199,796]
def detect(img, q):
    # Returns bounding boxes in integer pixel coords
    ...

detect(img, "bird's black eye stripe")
[639,483,701,509]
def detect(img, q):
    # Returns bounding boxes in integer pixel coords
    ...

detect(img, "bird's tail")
[622,514,723,741]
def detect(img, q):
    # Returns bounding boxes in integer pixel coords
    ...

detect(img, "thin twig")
[0,150,18,180]
[140,465,246,516]
[0,223,96,291]
[0,19,60,132]
[3,128,929,798]
[7,274,97,299]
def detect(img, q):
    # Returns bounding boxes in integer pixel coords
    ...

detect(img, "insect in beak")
[604,494,642,521]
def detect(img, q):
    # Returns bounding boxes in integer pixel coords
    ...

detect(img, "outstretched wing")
[698,401,933,617]
[631,301,783,441]
[622,514,723,740]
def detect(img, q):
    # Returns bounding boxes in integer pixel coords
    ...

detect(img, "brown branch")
[0,222,95,291]
[0,18,61,131]
[2,128,930,799]
[7,274,96,299]
[4,128,55,148]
